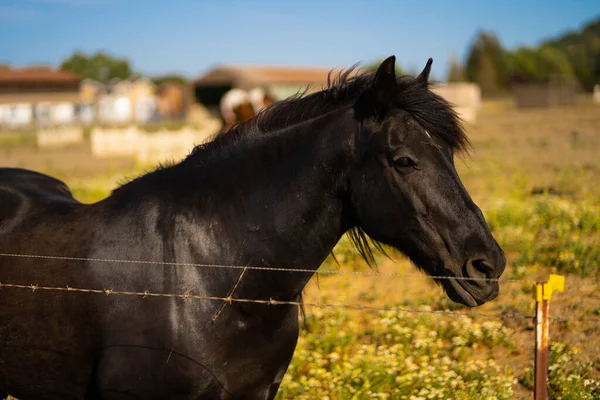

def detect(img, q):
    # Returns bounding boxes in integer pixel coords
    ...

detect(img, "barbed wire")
[563,280,599,287]
[0,281,534,320]
[0,253,596,324]
[0,280,589,323]
[0,252,538,284]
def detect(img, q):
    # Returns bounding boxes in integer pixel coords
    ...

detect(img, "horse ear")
[417,58,433,84]
[372,55,397,110]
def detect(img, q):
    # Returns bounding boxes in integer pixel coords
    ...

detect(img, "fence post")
[533,274,565,400]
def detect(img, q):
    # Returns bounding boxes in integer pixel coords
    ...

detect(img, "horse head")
[349,56,506,306]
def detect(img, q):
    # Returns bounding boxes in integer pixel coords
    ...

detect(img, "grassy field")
[2,103,600,399]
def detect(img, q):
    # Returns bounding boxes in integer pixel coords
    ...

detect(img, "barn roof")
[0,66,82,84]
[0,92,81,105]
[193,65,355,90]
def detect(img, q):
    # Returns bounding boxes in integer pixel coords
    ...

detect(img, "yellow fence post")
[533,274,565,400]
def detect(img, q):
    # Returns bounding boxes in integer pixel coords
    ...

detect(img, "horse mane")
[192,66,470,158]
[120,65,469,269]
[187,66,469,268]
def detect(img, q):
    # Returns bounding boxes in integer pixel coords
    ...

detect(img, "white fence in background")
[90,126,139,157]
[431,83,481,124]
[36,127,83,148]
[90,119,222,164]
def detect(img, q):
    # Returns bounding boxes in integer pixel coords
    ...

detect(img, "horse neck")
[106,108,359,301]
[191,108,358,299]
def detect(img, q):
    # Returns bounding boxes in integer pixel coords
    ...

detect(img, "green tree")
[507,47,542,83]
[447,53,465,82]
[477,52,499,94]
[462,16,600,92]
[542,17,600,90]
[152,74,188,86]
[508,45,575,84]
[60,51,133,83]
[537,46,575,78]
[465,31,509,96]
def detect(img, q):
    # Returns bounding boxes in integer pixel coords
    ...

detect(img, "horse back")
[0,168,80,233]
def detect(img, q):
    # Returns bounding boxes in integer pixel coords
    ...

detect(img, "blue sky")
[0,0,598,80]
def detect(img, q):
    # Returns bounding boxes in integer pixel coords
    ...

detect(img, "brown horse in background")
[221,88,276,130]
[232,102,256,127]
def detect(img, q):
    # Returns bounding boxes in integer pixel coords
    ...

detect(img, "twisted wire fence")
[1,252,596,323]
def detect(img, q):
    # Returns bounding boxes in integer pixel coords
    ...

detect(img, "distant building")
[192,65,347,117]
[96,77,158,125]
[0,66,82,128]
[79,79,105,125]
[126,77,157,124]
[156,82,189,120]
[80,78,106,103]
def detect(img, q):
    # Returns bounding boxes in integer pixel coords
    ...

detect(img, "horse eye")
[395,157,416,168]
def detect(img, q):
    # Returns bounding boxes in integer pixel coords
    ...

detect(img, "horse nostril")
[466,258,495,280]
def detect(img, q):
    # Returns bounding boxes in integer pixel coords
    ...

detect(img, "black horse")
[0,56,505,399]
